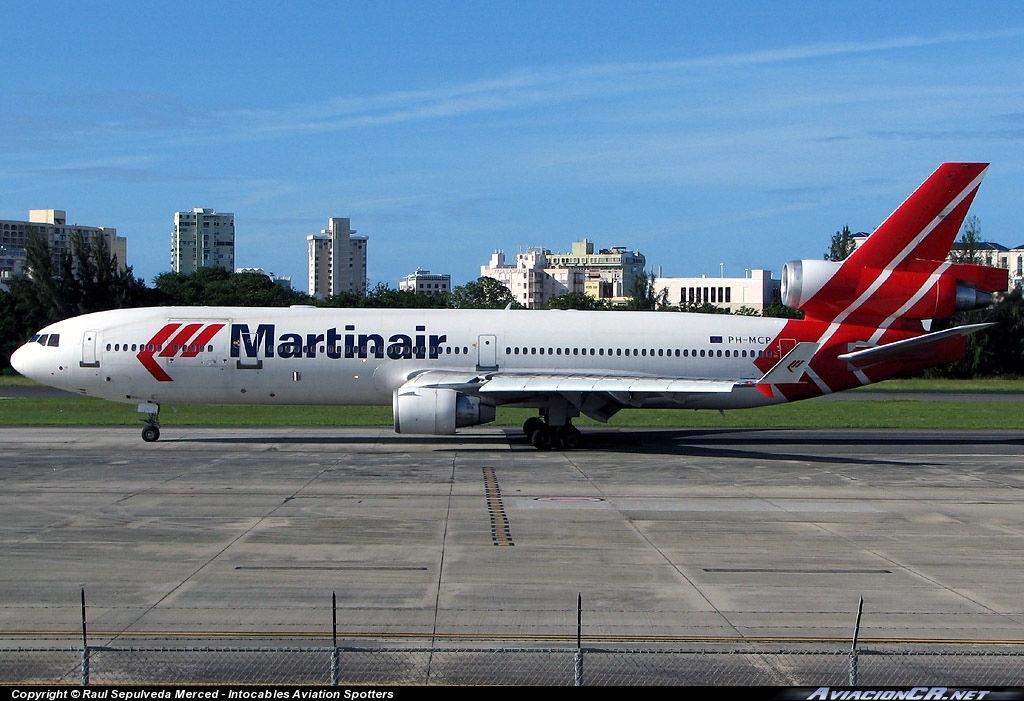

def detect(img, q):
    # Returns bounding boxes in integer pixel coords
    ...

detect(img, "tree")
[928,287,1024,378]
[762,300,805,319]
[825,225,856,261]
[546,292,609,310]
[950,215,983,264]
[7,229,151,332]
[153,268,314,307]
[357,282,450,308]
[623,270,668,311]
[449,277,523,309]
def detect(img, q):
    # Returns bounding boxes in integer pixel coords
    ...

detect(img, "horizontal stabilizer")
[837,323,994,368]
[755,342,818,387]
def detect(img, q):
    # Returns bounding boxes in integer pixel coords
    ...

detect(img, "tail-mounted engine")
[393,387,496,435]
[781,258,1005,323]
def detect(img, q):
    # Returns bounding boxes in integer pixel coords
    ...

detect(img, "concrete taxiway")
[2,425,1023,644]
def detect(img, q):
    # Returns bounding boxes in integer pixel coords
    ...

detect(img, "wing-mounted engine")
[392,386,496,435]
[781,258,1004,324]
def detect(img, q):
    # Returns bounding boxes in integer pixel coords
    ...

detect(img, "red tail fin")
[847,162,988,269]
[781,163,1006,326]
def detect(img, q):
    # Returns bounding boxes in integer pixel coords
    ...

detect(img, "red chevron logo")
[137,323,225,382]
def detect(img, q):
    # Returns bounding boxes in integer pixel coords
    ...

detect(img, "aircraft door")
[477,334,498,370]
[774,338,797,359]
[81,330,100,368]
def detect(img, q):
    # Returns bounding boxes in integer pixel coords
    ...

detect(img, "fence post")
[573,592,583,686]
[80,588,90,687]
[330,592,340,686]
[849,596,864,686]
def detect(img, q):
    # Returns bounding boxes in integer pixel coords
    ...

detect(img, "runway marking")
[482,466,514,546]
[236,566,428,571]
[705,568,892,574]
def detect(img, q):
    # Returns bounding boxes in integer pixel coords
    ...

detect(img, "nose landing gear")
[138,402,161,442]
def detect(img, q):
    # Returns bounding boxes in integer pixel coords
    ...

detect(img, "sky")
[3,1,1024,290]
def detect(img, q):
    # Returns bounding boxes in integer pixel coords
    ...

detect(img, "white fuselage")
[13,306,791,411]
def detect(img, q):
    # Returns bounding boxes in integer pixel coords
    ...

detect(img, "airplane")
[10,163,1008,449]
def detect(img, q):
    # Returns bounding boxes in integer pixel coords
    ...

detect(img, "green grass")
[0,395,1021,430]
[3,374,1022,430]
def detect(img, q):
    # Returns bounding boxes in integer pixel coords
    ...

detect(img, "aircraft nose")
[11,341,42,381]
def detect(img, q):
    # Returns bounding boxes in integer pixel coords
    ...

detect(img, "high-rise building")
[306,217,368,298]
[0,209,127,289]
[171,208,235,274]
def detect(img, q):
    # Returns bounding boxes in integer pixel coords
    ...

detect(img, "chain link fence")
[3,639,1024,685]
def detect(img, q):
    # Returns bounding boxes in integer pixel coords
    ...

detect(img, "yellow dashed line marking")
[483,466,514,546]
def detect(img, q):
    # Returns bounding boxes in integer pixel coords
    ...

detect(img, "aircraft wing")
[402,370,737,423]
[836,324,994,369]
[401,342,818,423]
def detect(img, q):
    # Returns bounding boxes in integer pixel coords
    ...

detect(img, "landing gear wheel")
[530,428,554,450]
[141,425,160,443]
[523,416,545,438]
[558,426,581,450]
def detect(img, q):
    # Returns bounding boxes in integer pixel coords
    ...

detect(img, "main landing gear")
[139,402,161,443]
[522,415,582,451]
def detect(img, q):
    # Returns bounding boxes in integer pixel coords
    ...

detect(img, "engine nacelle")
[781,259,994,322]
[780,259,843,311]
[392,387,496,435]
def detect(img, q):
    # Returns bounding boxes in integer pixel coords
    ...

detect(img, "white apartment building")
[0,209,127,289]
[171,208,235,274]
[399,268,451,295]
[480,240,645,309]
[654,269,782,312]
[306,217,368,298]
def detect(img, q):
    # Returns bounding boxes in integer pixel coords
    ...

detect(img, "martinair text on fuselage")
[230,322,448,360]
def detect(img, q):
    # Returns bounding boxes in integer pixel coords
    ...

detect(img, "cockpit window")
[36,334,48,346]
[46,334,60,347]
